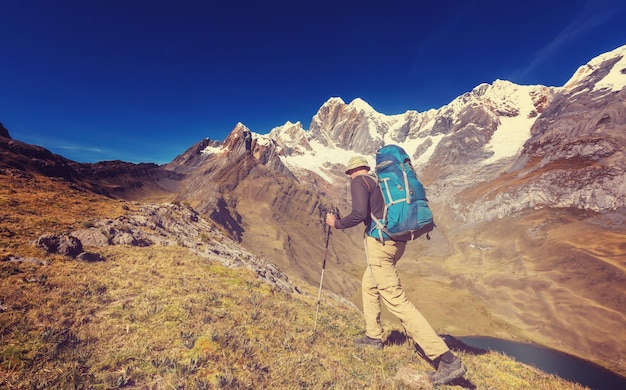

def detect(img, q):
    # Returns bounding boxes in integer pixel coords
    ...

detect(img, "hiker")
[325,155,466,386]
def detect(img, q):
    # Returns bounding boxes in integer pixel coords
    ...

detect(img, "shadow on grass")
[385,329,410,346]
[385,331,484,389]
[440,334,488,355]
[385,331,488,356]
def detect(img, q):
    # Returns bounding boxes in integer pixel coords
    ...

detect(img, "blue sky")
[1,0,625,164]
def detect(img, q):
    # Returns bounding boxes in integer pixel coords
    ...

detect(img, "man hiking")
[325,155,467,386]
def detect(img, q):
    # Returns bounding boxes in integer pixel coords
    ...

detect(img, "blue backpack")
[367,145,435,242]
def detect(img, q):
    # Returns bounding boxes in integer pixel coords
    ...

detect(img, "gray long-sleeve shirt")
[334,174,384,231]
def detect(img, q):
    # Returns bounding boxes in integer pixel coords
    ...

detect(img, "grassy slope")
[0,172,590,389]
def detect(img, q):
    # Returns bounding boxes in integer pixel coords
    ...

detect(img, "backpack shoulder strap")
[361,175,388,243]
[360,175,371,191]
[359,174,379,192]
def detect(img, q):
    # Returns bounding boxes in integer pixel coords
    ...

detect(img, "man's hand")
[325,213,337,227]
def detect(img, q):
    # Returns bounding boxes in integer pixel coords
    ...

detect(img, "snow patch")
[411,134,446,166]
[280,139,370,182]
[201,145,225,155]
[594,49,626,92]
[482,87,537,164]
[255,136,272,147]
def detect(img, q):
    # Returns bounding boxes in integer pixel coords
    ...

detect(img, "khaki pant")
[362,235,449,360]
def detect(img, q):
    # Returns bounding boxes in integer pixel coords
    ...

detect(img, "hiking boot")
[354,335,383,349]
[429,356,466,385]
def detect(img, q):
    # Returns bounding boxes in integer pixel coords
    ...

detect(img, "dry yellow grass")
[0,171,127,258]
[0,172,592,389]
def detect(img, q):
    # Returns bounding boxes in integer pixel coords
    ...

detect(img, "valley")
[401,207,626,376]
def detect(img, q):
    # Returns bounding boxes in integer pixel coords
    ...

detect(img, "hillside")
[0,170,592,389]
[159,123,626,379]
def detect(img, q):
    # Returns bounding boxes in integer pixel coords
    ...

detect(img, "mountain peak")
[282,120,301,127]
[325,97,345,106]
[563,44,626,92]
[233,122,251,132]
[347,98,375,113]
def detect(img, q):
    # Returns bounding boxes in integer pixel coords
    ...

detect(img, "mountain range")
[1,44,625,378]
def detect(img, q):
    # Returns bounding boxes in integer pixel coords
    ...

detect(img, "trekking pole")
[313,207,334,335]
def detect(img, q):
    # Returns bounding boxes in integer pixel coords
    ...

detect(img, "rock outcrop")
[70,202,300,293]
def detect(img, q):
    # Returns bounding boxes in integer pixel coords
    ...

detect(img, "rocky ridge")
[245,45,626,223]
[24,201,300,294]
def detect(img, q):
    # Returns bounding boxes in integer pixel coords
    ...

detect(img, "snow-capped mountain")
[258,81,551,179]
[194,44,625,223]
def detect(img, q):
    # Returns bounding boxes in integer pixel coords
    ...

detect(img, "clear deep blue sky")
[1,0,625,164]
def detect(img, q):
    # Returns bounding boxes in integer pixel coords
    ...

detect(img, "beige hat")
[345,155,370,174]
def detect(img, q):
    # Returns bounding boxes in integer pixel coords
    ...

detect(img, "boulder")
[36,233,83,258]
[72,228,110,247]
